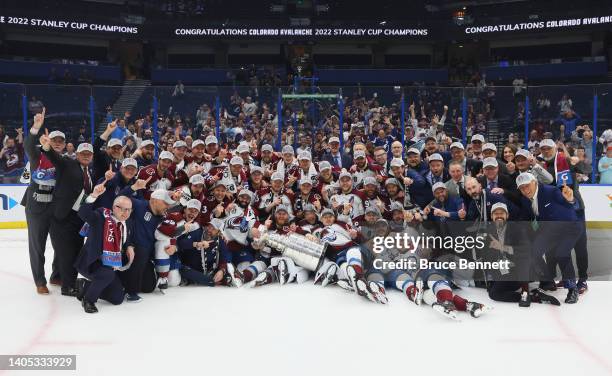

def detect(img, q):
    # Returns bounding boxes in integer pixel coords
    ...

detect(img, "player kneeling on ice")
[176,217,241,287]
[248,204,310,288]
[366,218,490,320]
[311,208,386,304]
[154,199,201,290]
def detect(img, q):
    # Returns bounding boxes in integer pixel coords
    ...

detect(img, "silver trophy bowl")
[259,232,327,272]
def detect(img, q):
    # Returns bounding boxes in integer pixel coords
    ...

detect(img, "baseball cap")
[384,178,400,187]
[282,145,294,155]
[299,178,313,186]
[450,142,465,150]
[159,151,174,161]
[516,172,536,187]
[471,134,485,143]
[261,144,274,153]
[428,153,443,163]
[192,139,205,148]
[406,147,420,155]
[302,203,316,212]
[238,189,253,199]
[482,157,499,168]
[329,136,340,144]
[318,161,332,171]
[389,201,404,212]
[141,140,155,148]
[483,143,497,152]
[275,204,289,213]
[237,143,250,153]
[491,202,508,214]
[150,189,176,205]
[271,171,284,181]
[121,158,137,168]
[210,218,225,231]
[390,158,405,167]
[48,130,65,140]
[213,180,227,189]
[108,138,123,148]
[173,140,187,149]
[186,199,202,211]
[205,135,218,145]
[338,170,352,180]
[354,150,366,159]
[320,208,335,217]
[298,151,312,161]
[76,143,93,154]
[365,205,382,217]
[230,156,244,166]
[363,176,378,186]
[431,182,447,193]
[250,165,263,174]
[539,139,555,148]
[515,149,530,159]
[189,174,205,185]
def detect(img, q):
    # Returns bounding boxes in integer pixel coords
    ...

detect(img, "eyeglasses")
[113,205,132,213]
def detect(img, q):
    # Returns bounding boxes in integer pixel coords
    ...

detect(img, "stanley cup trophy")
[257,232,327,272]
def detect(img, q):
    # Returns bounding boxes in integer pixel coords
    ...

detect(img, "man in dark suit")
[516,172,581,303]
[75,184,134,313]
[477,157,521,206]
[93,120,125,182]
[21,108,63,294]
[465,176,516,222]
[321,136,352,170]
[443,142,482,177]
[40,130,94,296]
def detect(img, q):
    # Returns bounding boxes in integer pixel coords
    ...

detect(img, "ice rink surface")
[1,229,612,376]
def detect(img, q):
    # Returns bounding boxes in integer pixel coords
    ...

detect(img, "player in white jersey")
[329,170,366,224]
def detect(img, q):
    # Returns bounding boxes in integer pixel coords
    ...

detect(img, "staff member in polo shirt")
[21,108,62,294]
[94,158,139,210]
[118,179,177,302]
[40,131,95,297]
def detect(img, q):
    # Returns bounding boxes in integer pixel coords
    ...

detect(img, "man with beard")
[314,161,337,203]
[200,181,233,224]
[388,158,428,210]
[349,150,383,188]
[22,108,61,294]
[470,134,485,161]
[276,145,298,177]
[94,120,125,181]
[94,158,139,210]
[465,177,514,222]
[538,139,588,293]
[293,178,322,220]
[286,151,319,190]
[406,147,428,174]
[176,217,241,287]
[204,135,231,169]
[256,144,279,178]
[187,139,209,173]
[256,171,295,222]
[297,203,323,233]
[477,157,521,206]
[209,156,247,195]
[235,142,255,172]
[422,153,450,187]
[446,142,482,177]
[322,136,352,170]
[136,150,176,200]
[372,146,391,177]
[485,203,560,307]
[119,178,177,302]
[513,149,553,184]
[169,140,191,186]
[330,170,366,225]
[424,182,466,222]
[516,172,581,303]
[360,176,386,216]
[133,140,156,167]
[243,165,267,192]
[176,174,206,208]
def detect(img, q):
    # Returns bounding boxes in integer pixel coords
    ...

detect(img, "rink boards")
[0,184,610,229]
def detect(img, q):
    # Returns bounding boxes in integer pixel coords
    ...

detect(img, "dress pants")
[49,211,84,290]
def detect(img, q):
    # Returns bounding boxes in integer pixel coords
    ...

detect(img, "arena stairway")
[111,79,151,119]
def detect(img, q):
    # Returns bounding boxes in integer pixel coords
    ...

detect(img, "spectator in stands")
[243,97,258,117]
[557,94,573,114]
[0,129,24,183]
[63,143,77,160]
[111,119,130,141]
[512,75,526,101]
[28,97,44,115]
[598,146,612,184]
[536,93,551,118]
[172,80,185,98]
[556,110,581,139]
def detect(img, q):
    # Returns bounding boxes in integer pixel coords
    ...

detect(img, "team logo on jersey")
[321,231,337,243]
[226,216,249,233]
[144,212,152,221]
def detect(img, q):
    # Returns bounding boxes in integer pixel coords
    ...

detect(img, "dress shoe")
[565,288,579,304]
[61,287,79,297]
[126,293,142,302]
[49,278,62,286]
[75,278,87,302]
[36,285,50,295]
[82,300,98,314]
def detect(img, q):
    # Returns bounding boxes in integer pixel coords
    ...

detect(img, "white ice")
[1,229,612,376]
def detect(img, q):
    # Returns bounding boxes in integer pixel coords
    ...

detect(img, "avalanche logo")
[0,194,18,210]
[321,231,337,243]
[226,217,249,233]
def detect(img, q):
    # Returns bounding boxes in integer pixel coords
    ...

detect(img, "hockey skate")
[224,263,243,288]
[367,281,388,304]
[411,279,424,306]
[519,291,531,307]
[245,271,271,288]
[277,259,290,286]
[432,300,459,321]
[530,288,561,306]
[314,263,339,287]
[466,301,491,318]
[337,279,354,291]
[349,271,387,304]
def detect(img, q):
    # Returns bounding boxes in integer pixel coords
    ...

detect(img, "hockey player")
[329,170,365,224]
[286,151,319,190]
[297,203,323,233]
[136,150,176,200]
[243,165,267,192]
[255,171,295,222]
[349,150,383,188]
[199,180,233,224]
[360,176,386,214]
[176,174,206,208]
[314,161,337,204]
[293,178,322,220]
[255,144,279,178]
[276,145,298,177]
[94,158,139,210]
[205,156,247,195]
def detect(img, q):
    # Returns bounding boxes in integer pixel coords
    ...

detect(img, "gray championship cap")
[482,157,499,168]
[516,172,536,187]
[431,182,447,193]
[491,202,508,214]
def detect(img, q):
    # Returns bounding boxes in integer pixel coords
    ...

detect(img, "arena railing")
[0,83,610,185]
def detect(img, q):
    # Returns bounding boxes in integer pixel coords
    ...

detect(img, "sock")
[453,295,468,311]
[346,248,363,275]
[159,271,169,278]
[436,289,453,303]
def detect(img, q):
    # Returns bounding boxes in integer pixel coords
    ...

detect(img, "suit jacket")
[519,183,578,222]
[322,152,353,170]
[42,148,93,220]
[445,176,472,207]
[477,174,521,206]
[430,196,464,221]
[484,221,532,281]
[93,136,122,182]
[75,201,135,275]
[467,191,517,221]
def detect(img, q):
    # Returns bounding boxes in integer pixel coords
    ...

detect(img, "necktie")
[488,181,496,190]
[83,167,92,194]
[117,222,124,249]
[335,155,341,167]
